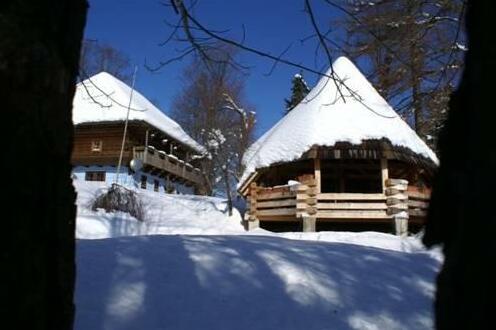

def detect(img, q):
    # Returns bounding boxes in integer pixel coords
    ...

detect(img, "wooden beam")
[257,190,295,200]
[257,199,297,208]
[407,200,429,208]
[316,202,387,210]
[258,216,299,222]
[317,210,390,219]
[406,190,431,200]
[318,193,386,200]
[408,209,427,217]
[314,158,321,194]
[381,158,388,193]
[317,217,392,223]
[257,208,297,217]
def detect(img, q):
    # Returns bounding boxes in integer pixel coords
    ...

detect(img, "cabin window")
[85,171,106,182]
[154,179,159,192]
[91,140,103,152]
[141,175,147,189]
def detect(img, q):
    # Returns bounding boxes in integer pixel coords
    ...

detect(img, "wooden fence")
[244,178,430,233]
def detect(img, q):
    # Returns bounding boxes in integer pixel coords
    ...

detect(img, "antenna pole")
[115,66,138,184]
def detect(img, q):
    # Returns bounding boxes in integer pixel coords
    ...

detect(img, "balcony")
[132,146,205,186]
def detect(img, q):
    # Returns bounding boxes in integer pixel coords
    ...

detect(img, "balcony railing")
[133,146,204,186]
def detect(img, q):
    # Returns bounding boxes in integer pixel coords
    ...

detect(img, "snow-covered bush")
[92,183,145,221]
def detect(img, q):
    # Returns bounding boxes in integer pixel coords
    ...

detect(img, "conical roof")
[240,57,437,185]
[73,72,205,153]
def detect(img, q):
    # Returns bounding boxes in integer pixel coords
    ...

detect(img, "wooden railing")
[133,146,204,185]
[244,178,430,233]
[406,190,430,218]
[293,178,389,220]
[246,183,297,221]
[316,193,388,220]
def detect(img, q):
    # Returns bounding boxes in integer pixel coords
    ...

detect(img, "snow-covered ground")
[76,180,245,238]
[75,180,442,330]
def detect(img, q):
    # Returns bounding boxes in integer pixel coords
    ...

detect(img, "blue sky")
[84,0,343,137]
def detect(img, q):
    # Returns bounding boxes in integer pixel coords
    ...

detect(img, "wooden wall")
[71,124,131,166]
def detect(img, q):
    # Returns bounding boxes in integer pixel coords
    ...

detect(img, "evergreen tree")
[285,72,310,113]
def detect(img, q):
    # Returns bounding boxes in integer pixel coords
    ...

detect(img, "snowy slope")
[76,180,245,239]
[76,235,440,330]
[75,180,441,330]
[75,180,437,257]
[73,72,205,153]
[240,57,437,185]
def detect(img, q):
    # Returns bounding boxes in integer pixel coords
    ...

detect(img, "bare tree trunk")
[423,1,494,328]
[1,1,87,329]
[411,59,423,135]
[223,167,233,216]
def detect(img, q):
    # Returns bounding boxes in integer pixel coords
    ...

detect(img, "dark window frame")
[85,171,106,182]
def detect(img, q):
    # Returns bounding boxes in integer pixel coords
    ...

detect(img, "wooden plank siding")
[72,124,131,166]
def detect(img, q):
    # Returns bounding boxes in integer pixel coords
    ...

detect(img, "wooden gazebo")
[238,57,437,235]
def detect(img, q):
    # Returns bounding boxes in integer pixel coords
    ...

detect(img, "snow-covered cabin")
[71,72,206,194]
[239,57,437,234]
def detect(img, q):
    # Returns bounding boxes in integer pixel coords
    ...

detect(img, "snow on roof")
[73,72,205,154]
[240,56,438,185]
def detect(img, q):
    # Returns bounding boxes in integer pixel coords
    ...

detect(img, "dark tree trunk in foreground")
[1,1,87,329]
[423,1,495,329]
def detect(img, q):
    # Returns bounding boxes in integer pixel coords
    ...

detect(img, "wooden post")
[144,129,149,163]
[302,216,316,232]
[381,158,389,194]
[314,158,321,194]
[385,178,409,236]
[296,178,317,232]
[245,182,259,230]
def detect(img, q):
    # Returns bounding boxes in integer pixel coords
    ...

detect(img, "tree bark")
[1,1,87,329]
[223,167,233,216]
[423,1,495,328]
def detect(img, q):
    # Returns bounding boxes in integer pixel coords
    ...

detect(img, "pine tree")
[285,72,310,113]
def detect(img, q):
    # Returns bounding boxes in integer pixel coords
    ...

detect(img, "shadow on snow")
[75,235,439,330]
